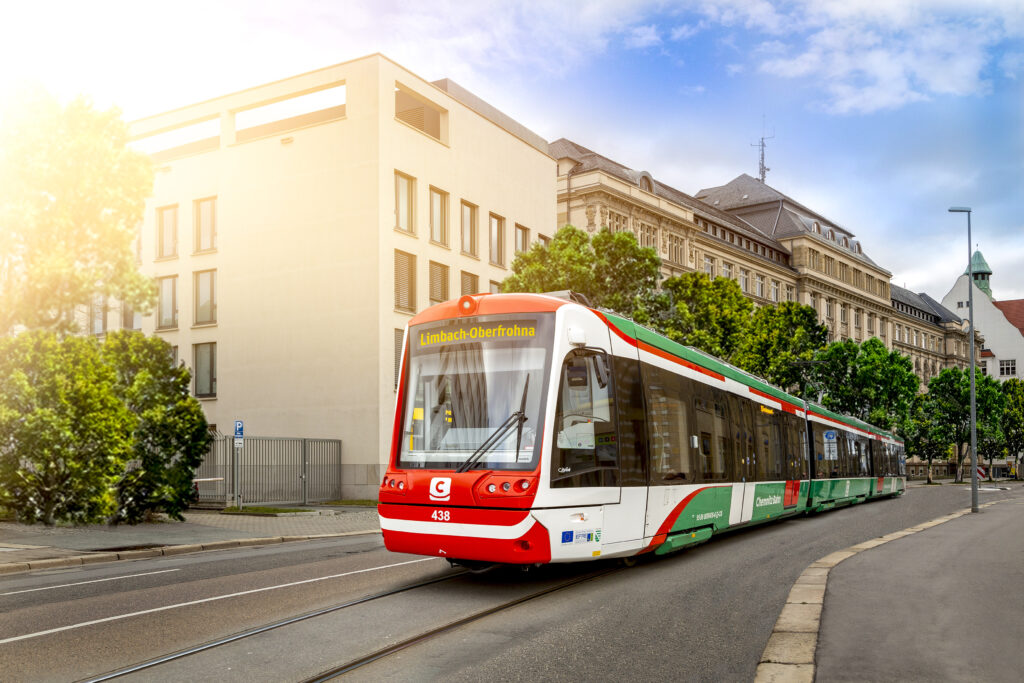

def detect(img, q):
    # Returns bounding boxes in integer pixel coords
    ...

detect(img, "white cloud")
[670,23,702,41]
[625,24,661,49]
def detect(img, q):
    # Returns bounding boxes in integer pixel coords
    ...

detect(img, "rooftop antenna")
[751,115,774,183]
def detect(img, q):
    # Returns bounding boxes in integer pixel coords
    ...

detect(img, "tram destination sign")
[416,320,537,348]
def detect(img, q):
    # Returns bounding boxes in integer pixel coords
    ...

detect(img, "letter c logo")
[429,477,451,501]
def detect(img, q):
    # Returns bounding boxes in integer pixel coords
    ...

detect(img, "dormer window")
[638,172,654,193]
[826,229,833,240]
[854,242,862,253]
[812,221,820,233]
[841,236,849,248]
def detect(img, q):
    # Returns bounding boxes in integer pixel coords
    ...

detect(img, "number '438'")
[431,510,451,522]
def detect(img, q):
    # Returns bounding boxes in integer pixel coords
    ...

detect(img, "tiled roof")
[695,174,884,271]
[891,284,961,327]
[548,138,790,256]
[993,299,1024,333]
[918,293,962,324]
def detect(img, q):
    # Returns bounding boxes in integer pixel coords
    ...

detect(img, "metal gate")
[194,436,343,506]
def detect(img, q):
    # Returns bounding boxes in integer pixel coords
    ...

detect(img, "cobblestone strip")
[753,500,1004,683]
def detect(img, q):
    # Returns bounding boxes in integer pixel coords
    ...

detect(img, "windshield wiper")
[456,375,530,474]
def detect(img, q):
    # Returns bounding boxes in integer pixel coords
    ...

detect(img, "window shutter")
[394,250,415,312]
[461,271,478,296]
[429,261,448,304]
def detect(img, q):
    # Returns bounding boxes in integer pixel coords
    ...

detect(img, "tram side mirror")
[593,354,609,389]
[566,363,589,389]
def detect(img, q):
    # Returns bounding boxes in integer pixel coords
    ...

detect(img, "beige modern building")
[549,140,975,385]
[125,54,555,498]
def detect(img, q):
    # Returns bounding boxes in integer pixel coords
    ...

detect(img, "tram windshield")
[397,314,554,471]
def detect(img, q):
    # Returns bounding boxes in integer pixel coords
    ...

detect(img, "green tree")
[502,225,661,316]
[646,272,753,360]
[732,301,828,395]
[900,393,949,484]
[1002,378,1024,479]
[927,367,1005,483]
[811,338,919,429]
[0,331,132,525]
[0,89,154,335]
[102,331,212,523]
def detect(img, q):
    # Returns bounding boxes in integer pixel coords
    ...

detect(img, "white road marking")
[1,569,181,596]
[0,557,437,644]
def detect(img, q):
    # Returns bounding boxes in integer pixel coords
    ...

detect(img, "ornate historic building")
[550,139,975,385]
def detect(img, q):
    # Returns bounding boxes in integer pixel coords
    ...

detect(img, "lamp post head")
[949,206,971,213]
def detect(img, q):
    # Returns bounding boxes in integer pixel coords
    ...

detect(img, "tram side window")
[551,351,619,488]
[753,407,778,481]
[694,387,729,481]
[854,437,870,476]
[613,355,647,487]
[642,364,694,484]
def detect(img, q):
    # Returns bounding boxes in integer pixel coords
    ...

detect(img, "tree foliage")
[0,89,155,335]
[103,331,211,523]
[811,337,919,429]
[926,367,1005,482]
[644,272,752,360]
[502,225,661,316]
[0,331,209,526]
[0,331,132,525]
[732,301,828,395]
[900,393,949,484]
[1002,378,1024,478]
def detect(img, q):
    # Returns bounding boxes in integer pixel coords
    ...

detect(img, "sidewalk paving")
[0,507,381,574]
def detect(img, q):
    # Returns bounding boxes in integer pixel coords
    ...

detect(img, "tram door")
[728,395,756,525]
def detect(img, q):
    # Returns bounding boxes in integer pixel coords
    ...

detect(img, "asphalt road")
[0,485,1015,682]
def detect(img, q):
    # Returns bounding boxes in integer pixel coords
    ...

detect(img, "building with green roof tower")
[965,249,993,299]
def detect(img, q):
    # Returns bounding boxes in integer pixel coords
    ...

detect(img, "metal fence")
[194,436,343,506]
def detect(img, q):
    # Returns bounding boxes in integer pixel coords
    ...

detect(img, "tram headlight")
[389,479,395,488]
[397,480,405,490]
[501,482,512,492]
[487,483,497,493]
[517,479,530,491]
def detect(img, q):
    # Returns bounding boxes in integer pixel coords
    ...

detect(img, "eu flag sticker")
[561,531,573,544]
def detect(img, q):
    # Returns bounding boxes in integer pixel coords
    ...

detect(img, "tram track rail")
[300,565,623,682]
[78,570,466,682]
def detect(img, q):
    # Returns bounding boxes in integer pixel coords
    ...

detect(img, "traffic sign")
[234,420,244,438]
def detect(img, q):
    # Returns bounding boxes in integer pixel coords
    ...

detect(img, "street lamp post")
[949,206,978,513]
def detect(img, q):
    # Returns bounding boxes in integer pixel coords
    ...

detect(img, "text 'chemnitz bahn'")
[379,292,906,568]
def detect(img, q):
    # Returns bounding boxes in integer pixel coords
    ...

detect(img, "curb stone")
[0,529,381,576]
[753,501,1007,683]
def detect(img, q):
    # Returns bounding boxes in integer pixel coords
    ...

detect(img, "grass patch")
[220,506,310,515]
[320,499,377,507]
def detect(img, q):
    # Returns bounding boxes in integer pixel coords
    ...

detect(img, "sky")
[2,0,1022,301]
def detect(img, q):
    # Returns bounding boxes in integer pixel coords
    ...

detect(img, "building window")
[157,276,177,329]
[771,280,779,302]
[607,210,629,234]
[429,261,449,305]
[538,234,550,247]
[722,262,732,279]
[461,271,479,296]
[826,299,833,320]
[194,342,216,398]
[394,329,404,389]
[1000,359,1017,377]
[394,250,416,313]
[669,235,685,265]
[704,255,714,277]
[489,281,501,294]
[194,197,216,252]
[121,302,140,330]
[429,187,448,246]
[785,284,794,302]
[810,293,818,312]
[489,213,505,267]
[394,172,415,234]
[90,295,106,336]
[740,269,749,293]
[854,310,861,328]
[639,222,657,248]
[194,270,217,325]
[980,361,987,376]
[170,345,178,367]
[515,224,529,254]
[157,205,177,259]
[461,201,478,256]
[755,274,765,298]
